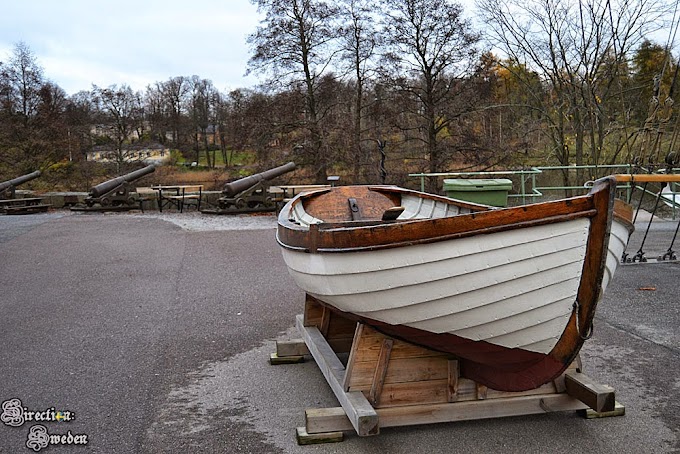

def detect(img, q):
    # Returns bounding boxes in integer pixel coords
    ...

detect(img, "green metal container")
[442,178,513,207]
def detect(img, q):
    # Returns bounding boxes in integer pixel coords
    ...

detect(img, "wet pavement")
[0,210,678,453]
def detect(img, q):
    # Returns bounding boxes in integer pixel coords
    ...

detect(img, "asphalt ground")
[0,210,678,453]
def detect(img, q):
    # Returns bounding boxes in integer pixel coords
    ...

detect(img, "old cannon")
[0,170,42,199]
[73,164,155,211]
[0,170,51,214]
[202,162,296,214]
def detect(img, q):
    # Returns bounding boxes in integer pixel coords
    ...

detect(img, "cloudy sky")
[3,1,673,98]
[0,0,263,95]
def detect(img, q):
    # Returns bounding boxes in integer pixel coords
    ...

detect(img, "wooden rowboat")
[277,176,635,392]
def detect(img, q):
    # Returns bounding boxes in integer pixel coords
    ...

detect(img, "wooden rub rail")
[613,174,680,183]
[273,296,624,444]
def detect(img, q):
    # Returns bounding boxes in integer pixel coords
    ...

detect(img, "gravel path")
[102,210,277,231]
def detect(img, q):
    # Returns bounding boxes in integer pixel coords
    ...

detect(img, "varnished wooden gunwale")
[613,173,680,183]
[277,186,598,253]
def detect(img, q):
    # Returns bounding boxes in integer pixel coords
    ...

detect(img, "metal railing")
[409,164,680,218]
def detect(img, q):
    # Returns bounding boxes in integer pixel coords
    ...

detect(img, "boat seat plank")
[382,206,405,221]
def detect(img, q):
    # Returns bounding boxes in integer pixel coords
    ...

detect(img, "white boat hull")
[282,217,630,355]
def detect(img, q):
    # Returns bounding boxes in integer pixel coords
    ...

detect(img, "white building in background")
[86,144,172,164]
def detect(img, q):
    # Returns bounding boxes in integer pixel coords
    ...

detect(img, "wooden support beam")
[306,408,354,434]
[447,360,459,402]
[303,294,357,355]
[319,306,331,337]
[476,383,488,400]
[305,394,588,433]
[276,340,309,357]
[579,401,626,419]
[564,371,615,413]
[342,324,363,391]
[368,339,393,406]
[295,313,610,438]
[296,426,343,445]
[269,352,304,365]
[296,315,380,436]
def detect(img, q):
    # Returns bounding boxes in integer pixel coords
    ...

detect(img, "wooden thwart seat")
[382,206,405,221]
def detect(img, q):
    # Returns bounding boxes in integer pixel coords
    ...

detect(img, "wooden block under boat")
[564,371,616,413]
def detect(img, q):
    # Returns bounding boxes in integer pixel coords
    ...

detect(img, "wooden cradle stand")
[271,296,624,445]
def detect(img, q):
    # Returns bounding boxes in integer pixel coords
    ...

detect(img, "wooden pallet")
[273,297,623,444]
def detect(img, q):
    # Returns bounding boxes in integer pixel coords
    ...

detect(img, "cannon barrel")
[90,165,156,198]
[223,162,296,197]
[0,170,41,193]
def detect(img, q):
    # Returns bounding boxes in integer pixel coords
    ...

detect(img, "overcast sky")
[2,1,674,98]
[0,0,264,96]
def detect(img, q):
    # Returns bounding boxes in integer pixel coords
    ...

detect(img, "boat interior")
[285,185,491,227]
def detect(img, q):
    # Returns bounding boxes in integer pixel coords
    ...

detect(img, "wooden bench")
[155,185,203,212]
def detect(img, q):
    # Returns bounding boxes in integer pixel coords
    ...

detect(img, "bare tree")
[35,82,71,163]
[380,0,480,188]
[477,0,673,187]
[188,76,218,167]
[4,41,44,124]
[161,76,191,147]
[221,89,254,166]
[337,0,381,182]
[91,84,144,172]
[248,0,340,182]
[65,90,96,161]
[0,42,70,174]
[144,83,169,145]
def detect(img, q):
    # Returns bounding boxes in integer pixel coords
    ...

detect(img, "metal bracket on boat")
[348,198,360,221]
[572,300,594,341]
